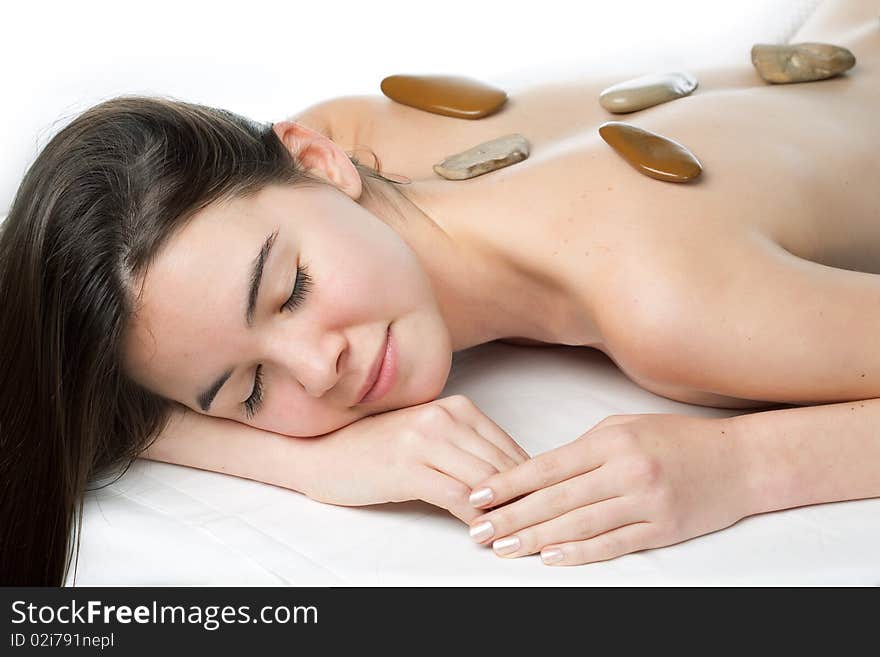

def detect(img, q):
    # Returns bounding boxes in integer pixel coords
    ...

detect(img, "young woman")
[2,1,878,585]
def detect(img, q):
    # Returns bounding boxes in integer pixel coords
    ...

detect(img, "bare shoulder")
[282,94,453,178]
[287,92,550,180]
[281,95,361,138]
[584,224,776,383]
[600,222,880,406]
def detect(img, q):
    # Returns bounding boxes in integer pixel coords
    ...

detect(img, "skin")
[129,1,880,564]
[458,1,880,565]
[122,120,569,437]
[292,3,880,412]
[123,139,440,438]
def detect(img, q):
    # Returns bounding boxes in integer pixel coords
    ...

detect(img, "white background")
[1,0,819,218]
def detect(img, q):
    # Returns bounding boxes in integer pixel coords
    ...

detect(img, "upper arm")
[602,230,880,406]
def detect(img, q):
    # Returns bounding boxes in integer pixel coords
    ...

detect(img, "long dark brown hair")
[0,94,408,585]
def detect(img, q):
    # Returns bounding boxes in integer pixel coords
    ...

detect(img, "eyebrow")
[195,228,279,413]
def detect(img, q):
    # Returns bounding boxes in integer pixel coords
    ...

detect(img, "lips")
[357,326,390,404]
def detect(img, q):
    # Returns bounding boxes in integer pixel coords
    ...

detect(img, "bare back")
[291,2,880,409]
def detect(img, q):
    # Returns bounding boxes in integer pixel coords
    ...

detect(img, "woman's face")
[123,181,453,437]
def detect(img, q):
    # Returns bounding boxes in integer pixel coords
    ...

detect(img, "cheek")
[315,210,437,309]
[321,249,428,316]
[407,312,454,403]
[260,389,357,437]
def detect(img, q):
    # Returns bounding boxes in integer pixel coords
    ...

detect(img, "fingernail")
[469,487,494,507]
[493,536,520,556]
[469,521,494,542]
[541,548,564,565]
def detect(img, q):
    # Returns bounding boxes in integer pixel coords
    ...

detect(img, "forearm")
[727,397,880,515]
[140,403,318,495]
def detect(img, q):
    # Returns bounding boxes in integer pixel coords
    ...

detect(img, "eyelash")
[243,263,312,420]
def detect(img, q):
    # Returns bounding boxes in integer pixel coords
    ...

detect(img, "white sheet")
[69,341,880,586]
[8,0,875,586]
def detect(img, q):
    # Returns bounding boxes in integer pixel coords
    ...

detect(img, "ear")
[272,120,363,200]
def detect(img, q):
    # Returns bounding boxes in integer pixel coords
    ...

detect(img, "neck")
[358,174,576,352]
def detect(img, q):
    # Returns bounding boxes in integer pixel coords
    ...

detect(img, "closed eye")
[282,262,312,312]
[242,262,313,420]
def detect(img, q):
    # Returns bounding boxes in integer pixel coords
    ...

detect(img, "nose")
[268,329,347,397]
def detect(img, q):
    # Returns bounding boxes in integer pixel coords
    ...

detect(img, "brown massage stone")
[380,74,508,119]
[598,121,702,183]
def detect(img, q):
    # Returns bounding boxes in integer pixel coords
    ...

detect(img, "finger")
[486,496,638,558]
[539,522,656,566]
[413,466,482,523]
[449,424,519,473]
[426,436,500,490]
[467,468,618,545]
[468,437,605,509]
[465,413,531,464]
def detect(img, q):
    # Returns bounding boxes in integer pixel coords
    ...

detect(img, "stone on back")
[598,71,698,114]
[751,42,856,83]
[433,134,530,181]
[598,122,702,183]
[380,74,508,119]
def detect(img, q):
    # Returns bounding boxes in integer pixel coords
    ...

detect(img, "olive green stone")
[598,121,702,183]
[380,74,508,119]
[433,134,530,180]
[751,42,856,83]
[599,71,698,113]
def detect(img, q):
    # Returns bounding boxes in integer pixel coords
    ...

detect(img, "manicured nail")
[469,521,494,542]
[541,548,564,565]
[469,487,494,507]
[493,536,520,555]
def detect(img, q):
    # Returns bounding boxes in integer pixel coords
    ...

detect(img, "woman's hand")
[465,413,753,565]
[299,395,530,523]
